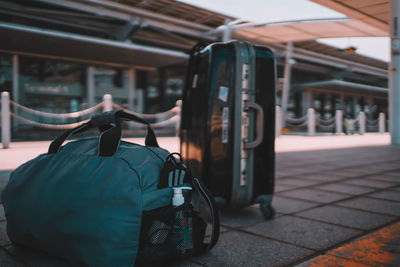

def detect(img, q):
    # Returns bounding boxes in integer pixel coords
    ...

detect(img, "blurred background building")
[0,0,388,139]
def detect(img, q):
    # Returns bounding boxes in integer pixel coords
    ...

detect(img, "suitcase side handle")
[243,101,264,149]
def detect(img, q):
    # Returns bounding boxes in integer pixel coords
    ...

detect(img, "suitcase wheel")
[260,202,275,219]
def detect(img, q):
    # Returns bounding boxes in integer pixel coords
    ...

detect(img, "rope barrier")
[317,124,335,131]
[285,114,307,124]
[317,116,336,125]
[286,120,307,127]
[367,118,379,126]
[127,114,180,129]
[10,100,103,119]
[10,112,89,130]
[112,104,179,120]
[286,120,308,128]
[5,99,180,131]
[11,111,179,131]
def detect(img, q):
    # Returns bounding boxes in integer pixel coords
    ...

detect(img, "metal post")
[12,55,19,130]
[281,42,294,127]
[222,19,231,42]
[128,68,136,111]
[103,94,113,112]
[358,111,366,135]
[307,108,315,136]
[335,109,343,134]
[1,92,11,148]
[275,106,282,137]
[390,0,400,144]
[87,66,95,107]
[379,112,386,134]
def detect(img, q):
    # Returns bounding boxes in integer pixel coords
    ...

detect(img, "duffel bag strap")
[192,177,220,250]
[48,122,91,154]
[48,110,159,156]
[91,110,159,148]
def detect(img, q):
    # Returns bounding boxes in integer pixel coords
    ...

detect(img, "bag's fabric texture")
[1,110,219,267]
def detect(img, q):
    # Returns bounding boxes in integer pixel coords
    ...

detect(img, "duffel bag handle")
[48,110,159,156]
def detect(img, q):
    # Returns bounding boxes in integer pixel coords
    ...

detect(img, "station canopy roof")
[233,18,387,43]
[0,0,390,68]
[310,0,389,32]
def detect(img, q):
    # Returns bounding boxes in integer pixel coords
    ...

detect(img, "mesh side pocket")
[136,203,206,266]
[147,220,171,245]
[137,205,185,265]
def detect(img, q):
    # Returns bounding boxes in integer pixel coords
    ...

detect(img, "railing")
[1,92,181,148]
[0,91,389,148]
[276,106,386,137]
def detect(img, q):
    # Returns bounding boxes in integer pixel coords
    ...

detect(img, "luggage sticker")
[218,86,229,102]
[242,64,249,89]
[192,74,198,88]
[222,107,229,143]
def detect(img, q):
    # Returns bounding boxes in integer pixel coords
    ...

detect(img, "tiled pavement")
[0,144,399,266]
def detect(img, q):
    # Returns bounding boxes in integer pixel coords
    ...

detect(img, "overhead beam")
[35,0,216,41]
[0,22,189,67]
[0,8,110,35]
[295,79,388,94]
[271,43,388,77]
[79,0,211,31]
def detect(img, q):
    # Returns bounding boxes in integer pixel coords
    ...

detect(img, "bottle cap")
[172,186,192,207]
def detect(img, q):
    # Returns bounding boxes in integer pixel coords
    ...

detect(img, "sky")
[178,0,390,62]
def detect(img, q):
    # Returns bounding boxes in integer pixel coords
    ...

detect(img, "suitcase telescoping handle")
[48,110,159,156]
[243,101,264,150]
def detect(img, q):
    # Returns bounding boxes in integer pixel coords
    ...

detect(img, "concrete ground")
[0,133,399,266]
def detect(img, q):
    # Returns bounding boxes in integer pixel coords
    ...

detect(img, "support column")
[12,55,18,130]
[301,89,312,115]
[281,42,294,127]
[352,96,359,118]
[86,66,95,107]
[390,0,400,144]
[340,94,345,110]
[128,68,136,111]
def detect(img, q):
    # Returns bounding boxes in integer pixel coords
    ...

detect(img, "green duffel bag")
[1,110,219,266]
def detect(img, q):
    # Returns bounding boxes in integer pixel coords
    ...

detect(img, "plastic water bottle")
[172,186,193,253]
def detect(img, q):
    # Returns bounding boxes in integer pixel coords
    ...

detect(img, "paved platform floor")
[0,134,399,266]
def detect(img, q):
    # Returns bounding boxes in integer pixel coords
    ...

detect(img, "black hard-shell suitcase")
[180,41,276,218]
